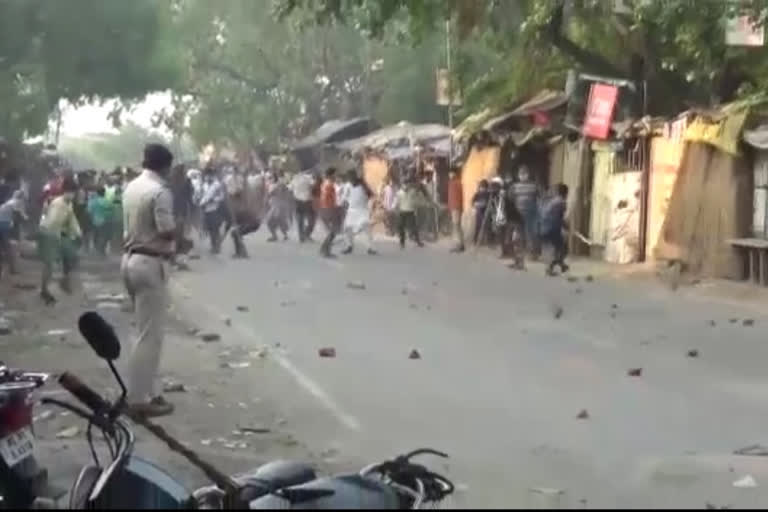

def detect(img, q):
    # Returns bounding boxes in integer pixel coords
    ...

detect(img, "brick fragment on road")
[627,368,643,377]
[162,381,186,393]
[346,281,366,290]
[552,305,563,319]
[409,349,421,360]
[201,333,221,342]
[576,409,589,420]
[236,305,249,312]
[56,426,80,439]
[318,347,336,358]
[743,318,755,326]
[223,316,232,326]
[238,425,271,434]
[729,318,738,324]
[687,349,699,358]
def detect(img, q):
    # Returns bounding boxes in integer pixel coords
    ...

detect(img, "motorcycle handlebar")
[58,372,111,415]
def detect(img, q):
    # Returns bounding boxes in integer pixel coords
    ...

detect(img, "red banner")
[583,83,619,140]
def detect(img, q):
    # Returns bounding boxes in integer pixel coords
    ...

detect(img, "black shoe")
[560,263,570,273]
[341,247,353,255]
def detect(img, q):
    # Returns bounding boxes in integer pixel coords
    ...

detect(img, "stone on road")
[171,235,768,508]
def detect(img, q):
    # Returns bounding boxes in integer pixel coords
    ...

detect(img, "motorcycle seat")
[234,460,317,500]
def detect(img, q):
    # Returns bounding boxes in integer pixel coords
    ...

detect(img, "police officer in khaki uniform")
[122,144,176,417]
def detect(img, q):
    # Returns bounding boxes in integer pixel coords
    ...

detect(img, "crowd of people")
[0,141,571,417]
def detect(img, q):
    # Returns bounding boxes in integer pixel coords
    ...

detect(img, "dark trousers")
[295,200,315,242]
[203,210,223,254]
[542,229,567,271]
[319,209,338,255]
[473,208,487,245]
[398,211,421,248]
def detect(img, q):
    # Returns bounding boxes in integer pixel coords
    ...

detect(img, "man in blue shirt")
[540,183,569,276]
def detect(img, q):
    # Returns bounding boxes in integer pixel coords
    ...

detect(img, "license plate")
[0,427,35,467]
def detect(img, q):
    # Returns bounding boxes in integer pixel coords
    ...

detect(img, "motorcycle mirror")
[78,312,121,361]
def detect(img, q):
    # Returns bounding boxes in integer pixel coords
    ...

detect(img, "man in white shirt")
[290,169,315,242]
[199,168,226,254]
[341,170,376,255]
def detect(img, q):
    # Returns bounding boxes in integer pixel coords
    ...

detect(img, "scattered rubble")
[732,474,757,488]
[200,439,212,446]
[46,329,71,337]
[238,425,271,434]
[318,347,336,358]
[223,317,232,327]
[729,318,738,324]
[743,318,755,327]
[34,410,55,423]
[409,349,421,360]
[201,333,221,343]
[223,361,251,369]
[0,322,11,336]
[162,381,186,393]
[576,409,590,420]
[346,281,366,290]
[687,349,699,358]
[566,276,579,283]
[236,306,249,312]
[552,305,563,319]
[56,426,80,439]
[627,368,643,377]
[585,275,594,282]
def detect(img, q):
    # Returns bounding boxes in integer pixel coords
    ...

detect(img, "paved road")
[173,235,768,509]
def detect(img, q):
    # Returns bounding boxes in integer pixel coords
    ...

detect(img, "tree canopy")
[277,0,768,116]
[0,0,181,141]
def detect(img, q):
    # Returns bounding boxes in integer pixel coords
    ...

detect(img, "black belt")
[127,248,172,260]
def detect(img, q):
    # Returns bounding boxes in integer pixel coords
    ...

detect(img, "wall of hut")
[647,135,685,259]
[459,145,500,232]
[655,142,753,279]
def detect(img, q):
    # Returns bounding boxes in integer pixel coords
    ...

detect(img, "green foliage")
[277,0,768,116]
[0,0,181,141]
[170,0,459,151]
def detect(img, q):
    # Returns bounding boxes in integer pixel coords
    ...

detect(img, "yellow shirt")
[40,196,81,239]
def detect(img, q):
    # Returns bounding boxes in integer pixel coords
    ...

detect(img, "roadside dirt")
[0,251,330,499]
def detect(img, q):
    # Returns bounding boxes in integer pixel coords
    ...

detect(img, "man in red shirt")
[447,166,465,253]
[318,167,339,258]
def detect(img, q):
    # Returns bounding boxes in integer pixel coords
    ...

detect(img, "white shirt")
[200,179,225,213]
[290,173,314,201]
[346,184,370,211]
[336,183,349,208]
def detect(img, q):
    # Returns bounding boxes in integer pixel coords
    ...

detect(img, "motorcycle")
[2,311,454,509]
[0,362,66,509]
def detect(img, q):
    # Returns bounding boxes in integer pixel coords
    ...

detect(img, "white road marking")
[169,280,361,432]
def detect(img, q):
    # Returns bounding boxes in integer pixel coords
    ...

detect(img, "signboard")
[436,68,462,107]
[726,15,765,47]
[583,83,619,140]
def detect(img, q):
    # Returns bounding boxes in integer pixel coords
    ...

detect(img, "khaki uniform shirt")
[122,170,175,255]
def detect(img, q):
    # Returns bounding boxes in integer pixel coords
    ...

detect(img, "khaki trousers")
[121,253,168,403]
